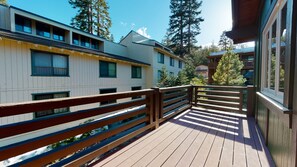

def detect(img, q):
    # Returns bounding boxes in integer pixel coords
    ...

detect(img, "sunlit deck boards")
[93,108,275,167]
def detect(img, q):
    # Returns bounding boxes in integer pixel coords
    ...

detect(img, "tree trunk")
[97,0,100,36]
[88,3,93,34]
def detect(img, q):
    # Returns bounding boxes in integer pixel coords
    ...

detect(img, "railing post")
[159,92,164,119]
[188,85,193,106]
[239,89,243,113]
[152,87,160,129]
[194,86,198,106]
[247,86,255,117]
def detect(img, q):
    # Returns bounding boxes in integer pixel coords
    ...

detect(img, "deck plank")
[243,118,262,167]
[93,109,275,167]
[117,121,187,167]
[233,117,247,167]
[99,121,179,167]
[189,115,223,166]
[138,122,196,167]
[203,114,229,167]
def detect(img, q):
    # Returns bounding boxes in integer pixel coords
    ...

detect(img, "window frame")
[15,14,32,34]
[261,0,287,103]
[131,66,142,79]
[158,53,165,64]
[99,60,117,78]
[170,57,175,67]
[131,86,142,99]
[36,21,51,38]
[178,60,183,69]
[53,26,65,42]
[31,50,69,77]
[100,88,117,105]
[32,91,70,118]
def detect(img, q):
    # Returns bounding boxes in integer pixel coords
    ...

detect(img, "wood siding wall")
[0,38,147,125]
[257,101,293,167]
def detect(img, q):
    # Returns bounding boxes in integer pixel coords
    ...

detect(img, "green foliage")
[157,66,190,87]
[167,0,204,56]
[0,0,7,5]
[190,77,206,86]
[69,0,112,39]
[212,50,246,85]
[218,31,234,51]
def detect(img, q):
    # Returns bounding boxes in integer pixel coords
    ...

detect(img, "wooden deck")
[93,108,275,167]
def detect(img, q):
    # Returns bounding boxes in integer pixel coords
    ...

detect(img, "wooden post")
[239,89,243,113]
[152,88,160,129]
[194,86,198,106]
[188,86,193,106]
[247,86,255,117]
[159,92,164,119]
[148,93,154,126]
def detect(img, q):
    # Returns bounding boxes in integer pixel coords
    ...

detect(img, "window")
[100,88,117,105]
[33,92,69,118]
[170,57,175,67]
[91,39,99,50]
[53,27,65,41]
[131,66,142,78]
[73,33,79,45]
[131,86,142,99]
[32,51,69,76]
[100,61,116,77]
[15,14,32,33]
[261,1,287,103]
[36,21,51,38]
[158,53,164,64]
[81,36,90,48]
[179,60,183,68]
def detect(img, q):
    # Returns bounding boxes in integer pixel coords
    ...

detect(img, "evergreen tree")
[167,0,203,57]
[0,0,7,5]
[218,31,234,51]
[69,0,111,39]
[212,50,246,85]
[184,0,204,53]
[176,70,189,85]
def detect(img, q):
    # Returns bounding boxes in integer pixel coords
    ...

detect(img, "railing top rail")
[0,89,154,117]
[159,85,192,92]
[195,85,247,90]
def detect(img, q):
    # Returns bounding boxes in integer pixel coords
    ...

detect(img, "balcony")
[0,85,274,166]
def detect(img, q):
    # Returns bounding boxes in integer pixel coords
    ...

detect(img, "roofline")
[9,5,127,48]
[0,29,150,66]
[153,47,184,62]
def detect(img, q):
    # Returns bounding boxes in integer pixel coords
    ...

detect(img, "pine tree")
[218,31,234,51]
[69,0,111,39]
[94,0,112,39]
[0,0,7,5]
[212,50,246,85]
[167,0,203,57]
[176,70,189,85]
[184,0,204,53]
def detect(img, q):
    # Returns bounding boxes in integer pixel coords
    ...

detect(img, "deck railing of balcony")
[0,86,193,166]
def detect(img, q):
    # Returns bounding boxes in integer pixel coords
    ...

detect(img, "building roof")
[209,47,255,57]
[226,0,263,43]
[0,29,150,66]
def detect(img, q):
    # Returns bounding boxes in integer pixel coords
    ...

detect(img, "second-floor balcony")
[0,85,275,166]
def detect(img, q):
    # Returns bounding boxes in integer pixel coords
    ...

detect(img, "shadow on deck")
[92,108,275,167]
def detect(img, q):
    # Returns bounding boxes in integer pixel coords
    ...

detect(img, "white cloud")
[136,27,151,38]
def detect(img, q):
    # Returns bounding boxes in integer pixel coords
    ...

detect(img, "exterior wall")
[103,40,127,57]
[0,38,147,126]
[254,0,296,166]
[0,5,10,30]
[152,50,183,87]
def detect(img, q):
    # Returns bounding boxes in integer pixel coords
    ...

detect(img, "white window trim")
[261,0,287,104]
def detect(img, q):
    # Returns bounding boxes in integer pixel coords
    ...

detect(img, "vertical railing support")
[247,86,255,117]
[239,89,243,113]
[188,85,193,106]
[148,92,154,126]
[159,92,164,119]
[194,86,198,106]
[152,87,160,129]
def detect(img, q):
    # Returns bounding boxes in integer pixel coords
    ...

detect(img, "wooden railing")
[193,85,255,116]
[0,86,193,166]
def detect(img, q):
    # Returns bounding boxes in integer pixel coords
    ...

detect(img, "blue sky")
[7,0,232,46]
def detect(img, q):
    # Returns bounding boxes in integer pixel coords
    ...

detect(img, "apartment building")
[0,5,184,125]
